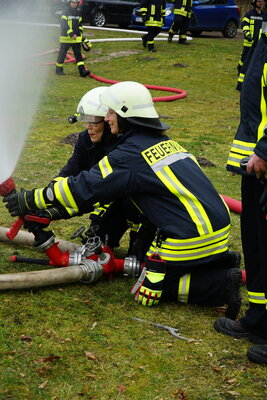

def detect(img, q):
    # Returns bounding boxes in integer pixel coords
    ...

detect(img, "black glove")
[245,32,253,42]
[3,188,35,217]
[34,207,71,221]
[22,207,71,233]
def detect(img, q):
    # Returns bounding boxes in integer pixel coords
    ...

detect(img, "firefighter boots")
[247,344,267,365]
[224,268,242,320]
[168,33,174,43]
[56,66,65,76]
[78,65,90,78]
[148,44,156,52]
[141,35,147,48]
[214,317,251,338]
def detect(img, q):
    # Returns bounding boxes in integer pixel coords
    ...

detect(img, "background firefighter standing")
[56,0,91,77]
[139,0,166,52]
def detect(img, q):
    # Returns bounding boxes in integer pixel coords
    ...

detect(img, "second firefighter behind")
[56,0,91,77]
[139,0,166,52]
[168,0,193,44]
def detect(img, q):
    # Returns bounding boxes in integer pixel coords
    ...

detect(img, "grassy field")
[0,26,266,399]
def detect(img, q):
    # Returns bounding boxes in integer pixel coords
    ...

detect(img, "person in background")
[167,0,192,45]
[56,0,91,77]
[236,0,264,89]
[139,0,166,52]
[4,81,242,319]
[214,22,267,365]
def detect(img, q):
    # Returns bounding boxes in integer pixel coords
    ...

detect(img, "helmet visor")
[79,114,104,124]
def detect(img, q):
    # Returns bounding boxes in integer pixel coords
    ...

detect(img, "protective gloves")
[131,253,166,306]
[244,32,253,42]
[82,38,92,52]
[3,186,56,217]
[22,207,71,233]
[3,188,38,217]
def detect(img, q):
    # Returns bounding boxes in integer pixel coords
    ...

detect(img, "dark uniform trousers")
[57,42,84,69]
[170,14,190,41]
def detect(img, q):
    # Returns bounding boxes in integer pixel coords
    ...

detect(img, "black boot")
[141,35,147,48]
[168,33,174,43]
[178,39,190,45]
[78,66,90,77]
[56,66,65,76]
[148,44,156,52]
[214,317,250,338]
[247,344,267,364]
[224,268,242,320]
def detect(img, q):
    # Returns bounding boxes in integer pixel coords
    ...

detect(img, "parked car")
[131,0,241,38]
[53,0,140,28]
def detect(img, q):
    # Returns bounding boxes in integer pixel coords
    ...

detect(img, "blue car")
[131,0,241,38]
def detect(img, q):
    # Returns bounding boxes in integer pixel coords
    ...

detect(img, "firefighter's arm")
[3,178,80,219]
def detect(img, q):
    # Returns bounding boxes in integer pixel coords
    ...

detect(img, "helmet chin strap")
[117,114,130,134]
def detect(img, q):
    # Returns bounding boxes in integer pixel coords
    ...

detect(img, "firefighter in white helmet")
[51,86,139,248]
[4,81,241,318]
[56,0,91,77]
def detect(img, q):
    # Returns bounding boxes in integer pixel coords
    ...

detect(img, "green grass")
[0,27,265,399]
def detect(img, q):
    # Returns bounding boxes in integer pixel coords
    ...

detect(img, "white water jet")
[0,1,53,184]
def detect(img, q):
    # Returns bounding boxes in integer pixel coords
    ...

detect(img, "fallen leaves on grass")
[84,351,97,361]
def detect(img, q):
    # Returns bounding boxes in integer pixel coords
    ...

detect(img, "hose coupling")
[123,256,141,278]
[79,259,104,283]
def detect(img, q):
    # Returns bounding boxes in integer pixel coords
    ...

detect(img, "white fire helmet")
[69,0,80,3]
[100,81,159,119]
[77,87,108,123]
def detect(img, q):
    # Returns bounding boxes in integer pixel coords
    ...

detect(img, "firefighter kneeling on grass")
[4,82,242,319]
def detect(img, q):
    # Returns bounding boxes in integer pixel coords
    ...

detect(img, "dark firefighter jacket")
[43,124,231,266]
[241,8,264,48]
[57,126,117,178]
[60,4,83,44]
[139,0,166,27]
[227,33,267,175]
[55,125,120,220]
[171,0,192,18]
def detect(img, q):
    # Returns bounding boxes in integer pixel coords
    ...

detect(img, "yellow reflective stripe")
[90,203,110,216]
[156,166,212,235]
[53,176,65,182]
[34,188,50,209]
[219,196,230,217]
[248,291,266,305]
[258,64,267,141]
[151,4,155,14]
[237,73,244,83]
[146,20,162,27]
[54,178,79,216]
[147,225,230,261]
[99,156,113,179]
[146,270,165,284]
[227,139,256,167]
[60,36,82,43]
[178,273,191,303]
[127,221,140,232]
